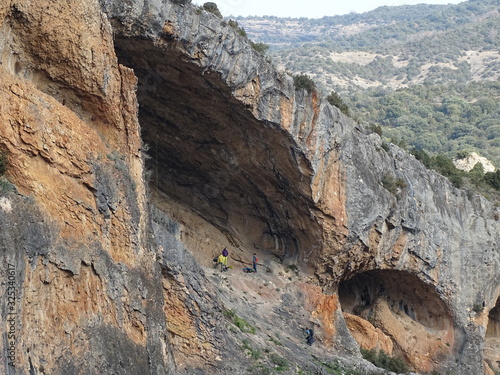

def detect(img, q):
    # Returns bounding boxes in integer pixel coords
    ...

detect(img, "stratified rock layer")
[0,0,498,374]
[0,0,171,373]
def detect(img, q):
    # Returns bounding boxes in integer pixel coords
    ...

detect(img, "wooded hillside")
[237,0,500,170]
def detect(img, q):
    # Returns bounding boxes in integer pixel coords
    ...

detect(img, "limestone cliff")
[0,1,498,374]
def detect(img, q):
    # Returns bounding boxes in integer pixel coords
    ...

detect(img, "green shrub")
[171,0,191,4]
[318,360,368,375]
[327,90,350,116]
[410,149,465,188]
[0,151,7,176]
[382,173,407,195]
[242,339,261,359]
[456,150,470,159]
[361,348,409,373]
[224,309,255,333]
[202,2,222,18]
[468,162,484,186]
[269,353,289,371]
[410,148,432,168]
[484,170,500,190]
[293,74,316,93]
[308,360,370,375]
[250,41,270,54]
[228,20,247,38]
[390,137,407,150]
[253,364,273,375]
[369,123,383,137]
[432,154,464,188]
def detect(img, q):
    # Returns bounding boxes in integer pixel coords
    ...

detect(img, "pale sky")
[192,0,465,18]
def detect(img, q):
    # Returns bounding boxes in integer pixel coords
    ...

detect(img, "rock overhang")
[102,0,500,282]
[110,24,323,263]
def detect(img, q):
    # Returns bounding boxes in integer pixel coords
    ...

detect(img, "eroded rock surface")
[0,0,499,374]
[0,0,170,373]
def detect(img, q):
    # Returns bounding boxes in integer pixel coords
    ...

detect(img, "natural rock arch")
[338,269,454,372]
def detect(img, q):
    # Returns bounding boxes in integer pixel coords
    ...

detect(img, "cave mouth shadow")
[486,298,500,338]
[338,269,451,330]
[485,297,500,373]
[338,269,454,371]
[112,36,322,263]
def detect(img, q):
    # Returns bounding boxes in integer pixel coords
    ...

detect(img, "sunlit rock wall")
[0,0,172,373]
[99,0,499,373]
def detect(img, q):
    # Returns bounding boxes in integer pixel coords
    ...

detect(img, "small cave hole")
[14,61,22,75]
[486,298,500,338]
[338,269,454,372]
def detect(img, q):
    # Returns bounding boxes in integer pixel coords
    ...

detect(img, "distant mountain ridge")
[236,1,499,51]
[236,0,500,169]
[236,0,500,83]
[236,3,452,47]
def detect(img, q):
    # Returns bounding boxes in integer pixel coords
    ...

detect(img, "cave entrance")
[338,270,454,372]
[112,36,322,265]
[485,298,500,373]
[486,298,500,337]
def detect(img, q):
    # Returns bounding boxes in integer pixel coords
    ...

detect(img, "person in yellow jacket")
[217,254,228,272]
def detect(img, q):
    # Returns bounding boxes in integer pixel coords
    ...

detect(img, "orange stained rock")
[163,276,216,368]
[344,313,393,354]
[302,283,340,344]
[234,77,261,112]
[20,258,147,370]
[280,94,294,131]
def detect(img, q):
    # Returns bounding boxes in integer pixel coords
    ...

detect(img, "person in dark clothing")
[305,328,314,346]
[252,253,258,273]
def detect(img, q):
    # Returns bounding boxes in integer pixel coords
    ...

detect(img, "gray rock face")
[97,0,499,373]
